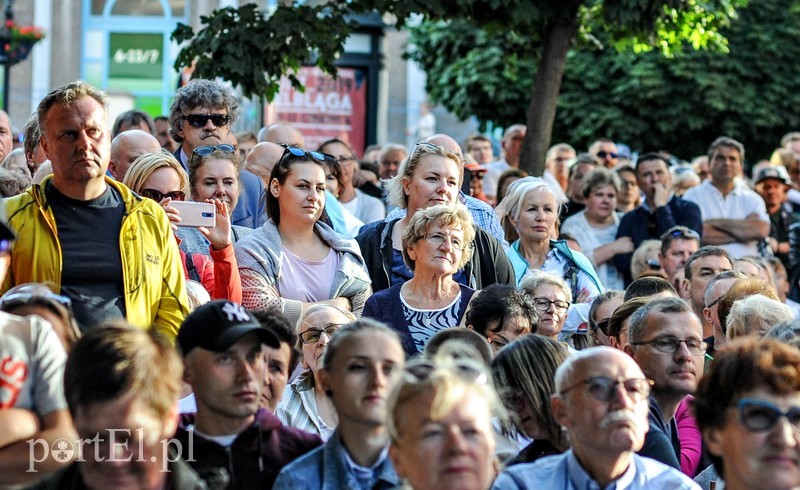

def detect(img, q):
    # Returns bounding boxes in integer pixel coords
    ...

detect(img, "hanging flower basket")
[0,21,45,65]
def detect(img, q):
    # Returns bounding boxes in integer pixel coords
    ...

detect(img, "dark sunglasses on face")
[193,144,236,158]
[594,318,611,337]
[597,151,619,159]
[738,398,800,433]
[139,189,185,202]
[182,114,230,128]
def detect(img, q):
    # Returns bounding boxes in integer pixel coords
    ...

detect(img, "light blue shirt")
[492,450,700,490]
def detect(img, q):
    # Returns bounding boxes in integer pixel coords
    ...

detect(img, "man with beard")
[625,297,706,470]
[492,346,697,488]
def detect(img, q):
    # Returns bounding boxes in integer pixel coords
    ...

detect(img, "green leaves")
[171,3,355,101]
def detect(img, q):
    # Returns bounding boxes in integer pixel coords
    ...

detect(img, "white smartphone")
[171,201,216,228]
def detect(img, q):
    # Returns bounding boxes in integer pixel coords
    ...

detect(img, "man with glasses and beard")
[492,346,697,489]
[168,79,267,229]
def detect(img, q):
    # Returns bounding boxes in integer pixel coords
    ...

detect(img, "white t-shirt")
[683,180,769,258]
[0,311,66,416]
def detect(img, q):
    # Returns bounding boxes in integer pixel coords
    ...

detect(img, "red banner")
[265,66,367,155]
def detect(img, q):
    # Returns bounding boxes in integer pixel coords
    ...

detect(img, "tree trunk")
[520,15,578,177]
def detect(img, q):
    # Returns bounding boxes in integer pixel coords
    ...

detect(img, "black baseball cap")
[178,300,279,355]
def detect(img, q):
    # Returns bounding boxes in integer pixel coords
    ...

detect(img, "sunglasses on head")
[279,144,329,164]
[182,114,230,128]
[192,144,235,158]
[139,189,185,202]
[668,228,701,240]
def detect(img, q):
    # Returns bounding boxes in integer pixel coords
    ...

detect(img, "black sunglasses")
[193,144,235,158]
[279,144,329,164]
[182,114,230,128]
[597,151,619,159]
[139,189,185,202]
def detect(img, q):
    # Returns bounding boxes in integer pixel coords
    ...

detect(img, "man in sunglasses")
[2,80,189,337]
[589,137,620,169]
[493,346,696,488]
[168,78,267,229]
[625,297,706,471]
[694,338,799,490]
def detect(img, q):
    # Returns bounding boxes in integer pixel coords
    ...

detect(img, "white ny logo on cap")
[222,302,250,322]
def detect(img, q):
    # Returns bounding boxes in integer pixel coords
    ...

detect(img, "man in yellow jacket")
[2,80,189,340]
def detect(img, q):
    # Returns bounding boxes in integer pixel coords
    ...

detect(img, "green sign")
[109,33,163,80]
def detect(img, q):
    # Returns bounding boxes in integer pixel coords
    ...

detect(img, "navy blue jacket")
[614,196,702,284]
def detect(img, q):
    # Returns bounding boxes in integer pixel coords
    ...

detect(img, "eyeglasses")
[560,375,652,403]
[629,336,708,356]
[279,144,329,164]
[332,155,357,165]
[594,318,611,337]
[646,259,661,270]
[182,114,230,128]
[533,298,570,312]
[500,391,526,412]
[705,295,723,309]
[424,233,465,250]
[139,189,185,202]
[192,144,235,158]
[0,291,72,310]
[596,151,619,160]
[738,398,800,433]
[667,228,701,241]
[414,142,462,161]
[298,323,342,344]
[404,358,489,385]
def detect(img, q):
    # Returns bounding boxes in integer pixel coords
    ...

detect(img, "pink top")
[278,246,339,302]
[675,395,703,477]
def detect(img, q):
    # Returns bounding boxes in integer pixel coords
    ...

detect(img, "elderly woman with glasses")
[235,146,372,327]
[276,304,357,440]
[519,271,576,349]
[356,142,513,295]
[363,203,477,357]
[495,177,602,300]
[123,150,242,302]
[694,338,800,490]
[388,352,505,490]
[318,138,386,225]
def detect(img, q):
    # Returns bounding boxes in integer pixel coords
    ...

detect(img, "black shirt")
[46,182,126,330]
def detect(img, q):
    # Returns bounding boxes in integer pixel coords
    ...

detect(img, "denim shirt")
[273,429,400,490]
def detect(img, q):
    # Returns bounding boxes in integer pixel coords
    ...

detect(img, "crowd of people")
[0,77,797,490]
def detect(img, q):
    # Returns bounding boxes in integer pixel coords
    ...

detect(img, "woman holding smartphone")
[124,149,241,302]
[235,145,372,327]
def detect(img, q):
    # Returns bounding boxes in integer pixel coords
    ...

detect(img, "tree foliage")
[173,0,746,173]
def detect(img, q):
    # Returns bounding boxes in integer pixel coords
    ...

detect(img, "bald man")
[109,129,162,181]
[258,122,305,147]
[245,142,285,187]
